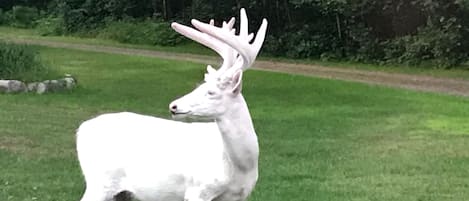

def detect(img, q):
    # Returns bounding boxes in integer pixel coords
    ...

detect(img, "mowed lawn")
[1,46,469,201]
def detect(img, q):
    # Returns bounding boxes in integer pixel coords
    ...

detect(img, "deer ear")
[231,70,243,96]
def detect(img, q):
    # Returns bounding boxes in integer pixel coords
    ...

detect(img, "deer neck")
[215,95,259,173]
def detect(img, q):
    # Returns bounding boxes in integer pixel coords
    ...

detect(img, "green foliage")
[8,6,40,28]
[382,18,465,67]
[2,0,469,68]
[254,0,468,67]
[346,17,466,68]
[62,8,94,34]
[152,21,185,46]
[0,9,6,25]
[55,0,154,34]
[0,41,52,81]
[97,19,184,46]
[280,26,338,59]
[35,15,65,36]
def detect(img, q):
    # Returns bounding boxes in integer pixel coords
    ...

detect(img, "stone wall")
[0,74,77,94]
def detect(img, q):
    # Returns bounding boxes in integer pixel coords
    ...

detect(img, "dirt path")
[10,38,469,97]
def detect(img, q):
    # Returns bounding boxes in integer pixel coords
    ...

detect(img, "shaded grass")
[0,47,469,201]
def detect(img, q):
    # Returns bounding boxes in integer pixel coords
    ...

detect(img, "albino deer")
[76,8,268,201]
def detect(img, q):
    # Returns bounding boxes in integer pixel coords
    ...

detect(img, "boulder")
[27,82,47,94]
[40,75,77,93]
[62,74,77,90]
[0,80,27,93]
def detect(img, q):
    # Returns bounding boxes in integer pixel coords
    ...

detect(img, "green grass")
[1,26,469,80]
[1,46,469,201]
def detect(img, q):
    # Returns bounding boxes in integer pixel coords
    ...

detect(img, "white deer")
[76,8,268,201]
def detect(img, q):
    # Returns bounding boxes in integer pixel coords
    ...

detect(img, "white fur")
[76,8,267,201]
[77,85,259,201]
[77,111,257,201]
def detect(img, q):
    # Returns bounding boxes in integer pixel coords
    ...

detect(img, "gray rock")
[43,80,62,92]
[36,82,47,94]
[1,74,77,94]
[10,80,27,92]
[0,80,26,93]
[27,82,39,92]
[61,74,77,90]
[0,80,9,93]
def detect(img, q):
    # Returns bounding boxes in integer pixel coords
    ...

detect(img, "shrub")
[97,19,184,46]
[62,8,89,34]
[381,17,465,67]
[36,16,65,36]
[0,41,53,81]
[152,21,185,46]
[0,9,7,25]
[8,6,40,28]
[264,23,340,59]
[263,35,286,57]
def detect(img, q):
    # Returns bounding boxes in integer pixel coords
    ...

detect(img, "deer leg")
[114,191,133,201]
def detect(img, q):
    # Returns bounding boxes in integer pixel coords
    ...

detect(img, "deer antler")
[191,8,268,71]
[171,18,238,78]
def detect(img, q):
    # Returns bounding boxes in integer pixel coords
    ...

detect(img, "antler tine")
[217,17,238,72]
[192,8,268,71]
[171,18,237,74]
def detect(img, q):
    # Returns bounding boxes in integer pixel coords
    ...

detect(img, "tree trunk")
[166,0,172,19]
[283,0,292,25]
[152,0,158,18]
[336,13,342,40]
[181,0,185,19]
[275,0,280,25]
[162,0,167,19]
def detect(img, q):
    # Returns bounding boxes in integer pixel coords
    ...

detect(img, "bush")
[153,21,185,46]
[8,6,40,28]
[97,19,184,46]
[36,16,65,36]
[0,9,7,25]
[0,41,53,81]
[264,23,339,59]
[382,18,465,67]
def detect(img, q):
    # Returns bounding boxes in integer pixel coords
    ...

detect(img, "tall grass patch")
[0,42,55,81]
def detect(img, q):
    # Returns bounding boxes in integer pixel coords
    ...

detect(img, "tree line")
[1,0,469,68]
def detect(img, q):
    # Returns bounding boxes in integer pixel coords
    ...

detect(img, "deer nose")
[169,103,178,114]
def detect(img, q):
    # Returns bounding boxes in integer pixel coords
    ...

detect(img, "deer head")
[169,8,268,121]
